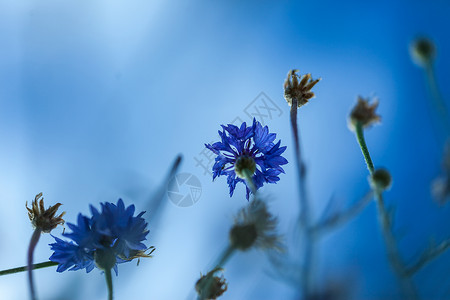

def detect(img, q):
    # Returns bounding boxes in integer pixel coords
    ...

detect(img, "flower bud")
[410,37,435,67]
[369,168,392,191]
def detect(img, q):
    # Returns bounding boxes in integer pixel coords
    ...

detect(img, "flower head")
[49,199,150,275]
[283,69,321,108]
[348,96,381,130]
[195,268,228,300]
[205,119,288,200]
[410,37,435,67]
[229,199,282,251]
[26,193,65,233]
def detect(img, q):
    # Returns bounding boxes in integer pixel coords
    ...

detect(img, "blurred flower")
[230,199,283,251]
[49,199,149,275]
[348,96,381,130]
[369,168,392,192]
[205,119,288,199]
[196,268,228,300]
[410,37,435,68]
[26,193,65,233]
[283,69,321,108]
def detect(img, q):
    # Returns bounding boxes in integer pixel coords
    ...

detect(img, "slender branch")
[28,228,42,300]
[406,239,450,276]
[0,261,58,276]
[312,191,373,235]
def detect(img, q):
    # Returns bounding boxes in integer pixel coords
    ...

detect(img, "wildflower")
[205,119,287,200]
[49,199,150,275]
[26,193,65,233]
[229,199,282,251]
[348,96,381,131]
[196,268,228,300]
[410,37,435,67]
[283,69,321,108]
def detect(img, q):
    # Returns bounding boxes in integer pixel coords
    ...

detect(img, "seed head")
[283,69,321,108]
[196,268,228,300]
[26,193,65,233]
[349,96,381,131]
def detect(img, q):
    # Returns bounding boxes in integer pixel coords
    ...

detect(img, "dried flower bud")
[369,168,392,191]
[410,37,435,67]
[196,268,228,300]
[26,193,65,233]
[283,69,321,107]
[349,96,381,131]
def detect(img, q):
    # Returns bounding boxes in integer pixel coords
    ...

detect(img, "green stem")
[216,245,235,268]
[354,124,419,298]
[241,169,257,196]
[105,268,113,300]
[354,122,375,174]
[424,62,450,140]
[0,261,58,276]
[374,191,419,299]
[27,229,42,300]
[198,245,235,300]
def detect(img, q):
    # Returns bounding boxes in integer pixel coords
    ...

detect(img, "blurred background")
[0,0,449,299]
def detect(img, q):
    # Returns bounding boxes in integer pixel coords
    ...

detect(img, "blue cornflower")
[206,119,288,199]
[49,199,150,275]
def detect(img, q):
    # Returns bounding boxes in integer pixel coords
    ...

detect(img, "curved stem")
[354,122,375,174]
[28,229,42,300]
[354,124,419,299]
[105,268,113,300]
[0,261,58,276]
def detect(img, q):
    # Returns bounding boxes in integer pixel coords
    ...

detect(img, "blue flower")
[206,119,288,199]
[49,199,149,275]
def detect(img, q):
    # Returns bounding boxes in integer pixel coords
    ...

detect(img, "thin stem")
[198,245,235,300]
[354,122,375,174]
[406,239,450,276]
[105,268,113,300]
[374,191,419,299]
[242,169,257,196]
[354,125,419,299]
[312,191,373,235]
[290,98,313,299]
[27,228,42,300]
[424,63,450,140]
[216,245,236,268]
[0,261,58,276]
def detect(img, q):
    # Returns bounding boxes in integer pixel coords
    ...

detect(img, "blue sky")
[1,0,450,299]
